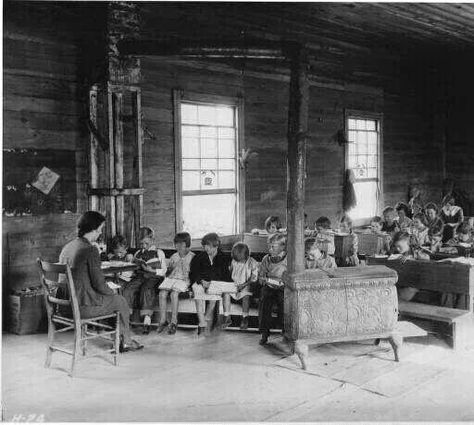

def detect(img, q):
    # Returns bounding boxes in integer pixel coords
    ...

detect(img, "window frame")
[344,109,384,221]
[173,89,245,235]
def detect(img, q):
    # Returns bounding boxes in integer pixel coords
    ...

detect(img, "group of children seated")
[101,193,472,345]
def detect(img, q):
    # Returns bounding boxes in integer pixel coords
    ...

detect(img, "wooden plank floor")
[3,329,474,422]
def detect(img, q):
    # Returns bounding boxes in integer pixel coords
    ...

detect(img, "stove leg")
[388,333,403,362]
[294,340,309,370]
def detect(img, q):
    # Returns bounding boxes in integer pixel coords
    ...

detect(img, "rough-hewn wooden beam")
[118,39,288,60]
[286,46,310,274]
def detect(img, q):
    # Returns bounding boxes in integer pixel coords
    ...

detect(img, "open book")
[134,257,161,268]
[106,281,121,290]
[207,281,237,295]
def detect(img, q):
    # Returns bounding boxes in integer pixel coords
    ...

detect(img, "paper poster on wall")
[32,167,60,195]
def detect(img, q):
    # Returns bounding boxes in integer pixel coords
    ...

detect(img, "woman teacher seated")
[59,211,143,352]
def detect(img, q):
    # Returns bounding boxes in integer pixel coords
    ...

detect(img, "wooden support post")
[89,85,99,211]
[286,46,310,274]
[107,85,116,237]
[132,89,144,247]
[113,92,125,237]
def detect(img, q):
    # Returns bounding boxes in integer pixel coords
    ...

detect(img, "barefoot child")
[225,242,259,330]
[157,232,195,335]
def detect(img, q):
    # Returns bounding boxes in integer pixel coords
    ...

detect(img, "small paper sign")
[32,166,60,195]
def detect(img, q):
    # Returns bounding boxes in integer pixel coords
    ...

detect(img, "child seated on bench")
[426,228,443,254]
[305,238,337,270]
[391,231,429,302]
[258,232,287,345]
[314,216,335,256]
[447,222,474,246]
[382,206,400,236]
[251,215,282,235]
[107,235,134,284]
[337,214,359,266]
[370,216,392,254]
[122,227,167,335]
[226,242,259,330]
[395,202,413,231]
[157,232,195,335]
[190,232,232,336]
[409,213,429,247]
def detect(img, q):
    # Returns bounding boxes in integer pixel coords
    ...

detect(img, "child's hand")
[125,254,133,262]
[142,265,155,274]
[107,253,114,260]
[201,280,210,289]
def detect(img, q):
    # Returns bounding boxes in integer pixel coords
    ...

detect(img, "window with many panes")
[345,113,382,221]
[175,95,241,238]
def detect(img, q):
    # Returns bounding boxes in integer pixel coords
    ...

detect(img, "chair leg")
[114,312,120,366]
[70,327,82,377]
[45,320,55,368]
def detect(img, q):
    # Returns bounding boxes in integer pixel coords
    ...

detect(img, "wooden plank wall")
[444,66,474,213]
[3,1,471,295]
[3,14,88,291]
[140,55,443,245]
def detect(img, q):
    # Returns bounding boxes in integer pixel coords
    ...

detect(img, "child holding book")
[258,232,287,345]
[107,234,134,284]
[305,238,337,270]
[190,233,232,336]
[447,222,474,246]
[122,227,167,335]
[391,231,429,302]
[337,215,359,266]
[225,242,259,330]
[314,216,335,256]
[157,232,195,335]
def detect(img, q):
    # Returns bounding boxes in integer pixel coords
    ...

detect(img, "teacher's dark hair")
[77,211,106,237]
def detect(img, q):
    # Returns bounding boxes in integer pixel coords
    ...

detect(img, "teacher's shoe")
[259,331,269,345]
[120,339,144,353]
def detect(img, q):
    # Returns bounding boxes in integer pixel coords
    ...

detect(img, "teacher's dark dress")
[59,237,132,343]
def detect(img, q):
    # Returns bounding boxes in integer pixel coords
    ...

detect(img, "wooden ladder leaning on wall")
[88,82,144,247]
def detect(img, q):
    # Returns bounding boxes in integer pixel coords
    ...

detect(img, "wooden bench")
[127,247,267,330]
[367,257,474,350]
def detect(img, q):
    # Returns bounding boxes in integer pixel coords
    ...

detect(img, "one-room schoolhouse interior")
[3,1,474,422]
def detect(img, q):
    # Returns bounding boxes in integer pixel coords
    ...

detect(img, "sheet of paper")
[32,166,60,195]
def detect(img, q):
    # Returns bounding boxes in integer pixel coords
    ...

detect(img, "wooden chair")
[37,258,121,377]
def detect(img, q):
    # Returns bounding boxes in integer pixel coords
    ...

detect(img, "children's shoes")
[221,315,232,329]
[240,316,249,330]
[156,322,168,334]
[168,323,177,335]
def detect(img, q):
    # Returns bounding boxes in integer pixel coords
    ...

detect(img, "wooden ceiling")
[266,3,474,49]
[138,2,474,55]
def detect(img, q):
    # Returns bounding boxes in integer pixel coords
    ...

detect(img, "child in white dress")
[157,232,195,335]
[226,242,259,330]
